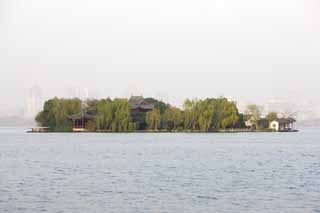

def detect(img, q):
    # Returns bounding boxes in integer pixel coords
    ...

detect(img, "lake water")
[0,127,320,213]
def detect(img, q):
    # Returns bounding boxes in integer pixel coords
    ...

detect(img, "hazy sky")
[0,0,319,115]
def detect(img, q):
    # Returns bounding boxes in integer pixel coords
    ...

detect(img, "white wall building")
[269,118,296,132]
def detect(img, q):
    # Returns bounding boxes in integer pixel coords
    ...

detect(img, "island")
[32,96,297,133]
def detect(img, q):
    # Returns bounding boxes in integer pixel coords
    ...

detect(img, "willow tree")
[245,104,263,125]
[95,98,132,132]
[35,97,81,131]
[266,112,278,122]
[146,109,161,130]
[112,98,132,132]
[198,99,215,132]
[219,99,239,129]
[96,99,113,130]
[163,106,183,130]
[36,96,244,132]
[183,99,200,130]
[144,98,170,114]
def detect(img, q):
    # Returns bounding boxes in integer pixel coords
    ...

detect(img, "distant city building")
[24,86,43,118]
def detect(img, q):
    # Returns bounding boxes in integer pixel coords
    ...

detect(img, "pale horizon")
[1,0,319,119]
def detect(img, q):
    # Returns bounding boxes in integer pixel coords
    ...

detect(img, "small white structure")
[269,120,279,131]
[269,118,296,132]
[245,116,257,129]
[245,119,254,128]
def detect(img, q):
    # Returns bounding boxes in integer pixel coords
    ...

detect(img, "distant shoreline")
[27,129,299,133]
[34,96,298,133]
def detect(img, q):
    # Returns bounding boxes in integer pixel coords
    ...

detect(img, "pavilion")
[68,111,96,132]
[129,96,154,115]
[269,118,297,132]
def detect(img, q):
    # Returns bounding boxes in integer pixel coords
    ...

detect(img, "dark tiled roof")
[277,117,296,124]
[68,111,96,120]
[129,96,154,110]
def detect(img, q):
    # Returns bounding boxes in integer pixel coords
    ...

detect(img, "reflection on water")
[1,128,320,212]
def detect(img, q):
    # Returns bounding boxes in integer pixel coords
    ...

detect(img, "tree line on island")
[35,96,280,132]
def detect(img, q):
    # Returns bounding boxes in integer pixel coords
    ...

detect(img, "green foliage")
[183,97,239,131]
[144,98,170,114]
[163,106,183,130]
[113,98,132,132]
[86,120,97,132]
[146,109,161,130]
[131,112,146,130]
[245,104,263,124]
[266,112,278,122]
[183,99,200,130]
[236,113,246,128]
[86,99,99,114]
[35,98,81,131]
[35,96,257,132]
[198,99,215,131]
[96,99,113,130]
[96,98,132,132]
[217,98,239,129]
